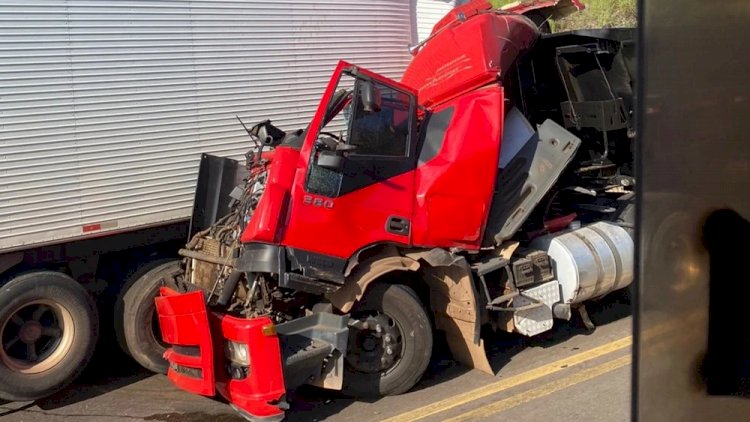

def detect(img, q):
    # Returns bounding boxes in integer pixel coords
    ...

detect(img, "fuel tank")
[530,221,633,304]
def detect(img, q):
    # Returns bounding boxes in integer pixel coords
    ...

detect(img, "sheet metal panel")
[0,0,439,251]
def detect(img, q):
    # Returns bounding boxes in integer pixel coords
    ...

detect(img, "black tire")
[0,271,98,401]
[113,258,174,358]
[343,284,432,397]
[116,260,180,374]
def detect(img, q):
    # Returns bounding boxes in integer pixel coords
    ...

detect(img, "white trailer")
[0,0,452,401]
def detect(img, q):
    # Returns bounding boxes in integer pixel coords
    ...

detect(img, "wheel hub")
[19,321,42,344]
[362,336,378,352]
[346,313,403,374]
[0,300,74,374]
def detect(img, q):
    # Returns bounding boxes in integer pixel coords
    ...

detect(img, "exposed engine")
[177,120,309,322]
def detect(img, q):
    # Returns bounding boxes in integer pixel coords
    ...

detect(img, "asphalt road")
[0,295,632,422]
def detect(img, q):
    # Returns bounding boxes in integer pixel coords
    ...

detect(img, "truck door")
[281,63,419,268]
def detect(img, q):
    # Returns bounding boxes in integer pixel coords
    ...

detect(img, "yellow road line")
[445,354,632,422]
[383,310,702,422]
[380,336,632,422]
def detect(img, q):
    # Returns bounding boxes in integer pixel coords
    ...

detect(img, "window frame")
[345,76,417,158]
[303,66,419,199]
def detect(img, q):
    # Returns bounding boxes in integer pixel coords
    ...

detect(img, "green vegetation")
[488,0,637,31]
[554,0,636,30]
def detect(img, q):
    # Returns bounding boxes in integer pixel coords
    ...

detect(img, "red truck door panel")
[281,63,419,260]
[411,86,505,250]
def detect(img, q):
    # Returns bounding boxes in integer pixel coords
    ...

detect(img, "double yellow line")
[383,311,702,422]
[382,336,632,422]
[445,355,631,421]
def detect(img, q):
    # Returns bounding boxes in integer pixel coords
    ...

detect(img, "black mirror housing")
[317,150,345,172]
[360,80,382,113]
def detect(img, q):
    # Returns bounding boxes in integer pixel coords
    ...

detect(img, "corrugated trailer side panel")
[416,0,454,41]
[0,0,423,251]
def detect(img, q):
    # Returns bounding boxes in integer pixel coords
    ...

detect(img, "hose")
[217,270,243,307]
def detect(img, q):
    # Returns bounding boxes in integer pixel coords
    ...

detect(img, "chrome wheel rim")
[0,300,75,374]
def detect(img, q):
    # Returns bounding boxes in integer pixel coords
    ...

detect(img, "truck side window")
[348,82,411,157]
[305,75,355,197]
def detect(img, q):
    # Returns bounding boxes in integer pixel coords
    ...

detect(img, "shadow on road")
[0,402,35,418]
[0,334,155,418]
[34,336,154,411]
[1,291,630,421]
[283,291,632,421]
[486,289,631,372]
[144,411,245,422]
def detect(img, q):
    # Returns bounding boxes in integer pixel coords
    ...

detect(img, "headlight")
[224,341,249,365]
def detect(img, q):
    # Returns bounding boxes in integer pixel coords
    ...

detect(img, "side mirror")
[317,150,345,172]
[360,80,382,113]
[335,143,357,153]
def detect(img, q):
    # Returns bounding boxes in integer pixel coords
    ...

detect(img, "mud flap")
[422,261,493,374]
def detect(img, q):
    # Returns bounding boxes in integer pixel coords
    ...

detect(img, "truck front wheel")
[0,271,98,401]
[343,283,432,397]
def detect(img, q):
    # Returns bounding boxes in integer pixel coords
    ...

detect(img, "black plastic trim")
[236,243,285,276]
[283,273,341,295]
[385,215,410,236]
[190,154,248,239]
[286,248,346,285]
[417,106,454,166]
[338,155,415,196]
[172,345,200,357]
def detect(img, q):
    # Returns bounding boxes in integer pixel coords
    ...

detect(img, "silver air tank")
[530,221,634,305]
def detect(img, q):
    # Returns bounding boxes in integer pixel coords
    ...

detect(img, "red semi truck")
[150,1,635,420]
[2,0,457,402]
[0,0,593,406]
[147,2,636,420]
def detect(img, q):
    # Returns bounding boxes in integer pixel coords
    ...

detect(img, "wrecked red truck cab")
[153,2,638,420]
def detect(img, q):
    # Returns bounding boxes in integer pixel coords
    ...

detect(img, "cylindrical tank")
[529,221,633,304]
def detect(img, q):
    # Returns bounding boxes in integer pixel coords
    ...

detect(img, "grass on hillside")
[488,0,637,30]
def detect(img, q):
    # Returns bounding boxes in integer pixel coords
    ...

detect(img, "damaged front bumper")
[155,288,287,421]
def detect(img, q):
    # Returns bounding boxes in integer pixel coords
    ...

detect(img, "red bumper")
[155,288,286,421]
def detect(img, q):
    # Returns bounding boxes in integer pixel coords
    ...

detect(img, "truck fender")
[328,250,493,375]
[327,256,420,313]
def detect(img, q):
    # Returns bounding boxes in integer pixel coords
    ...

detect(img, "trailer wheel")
[117,260,180,374]
[114,258,173,358]
[343,284,432,397]
[0,271,98,401]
